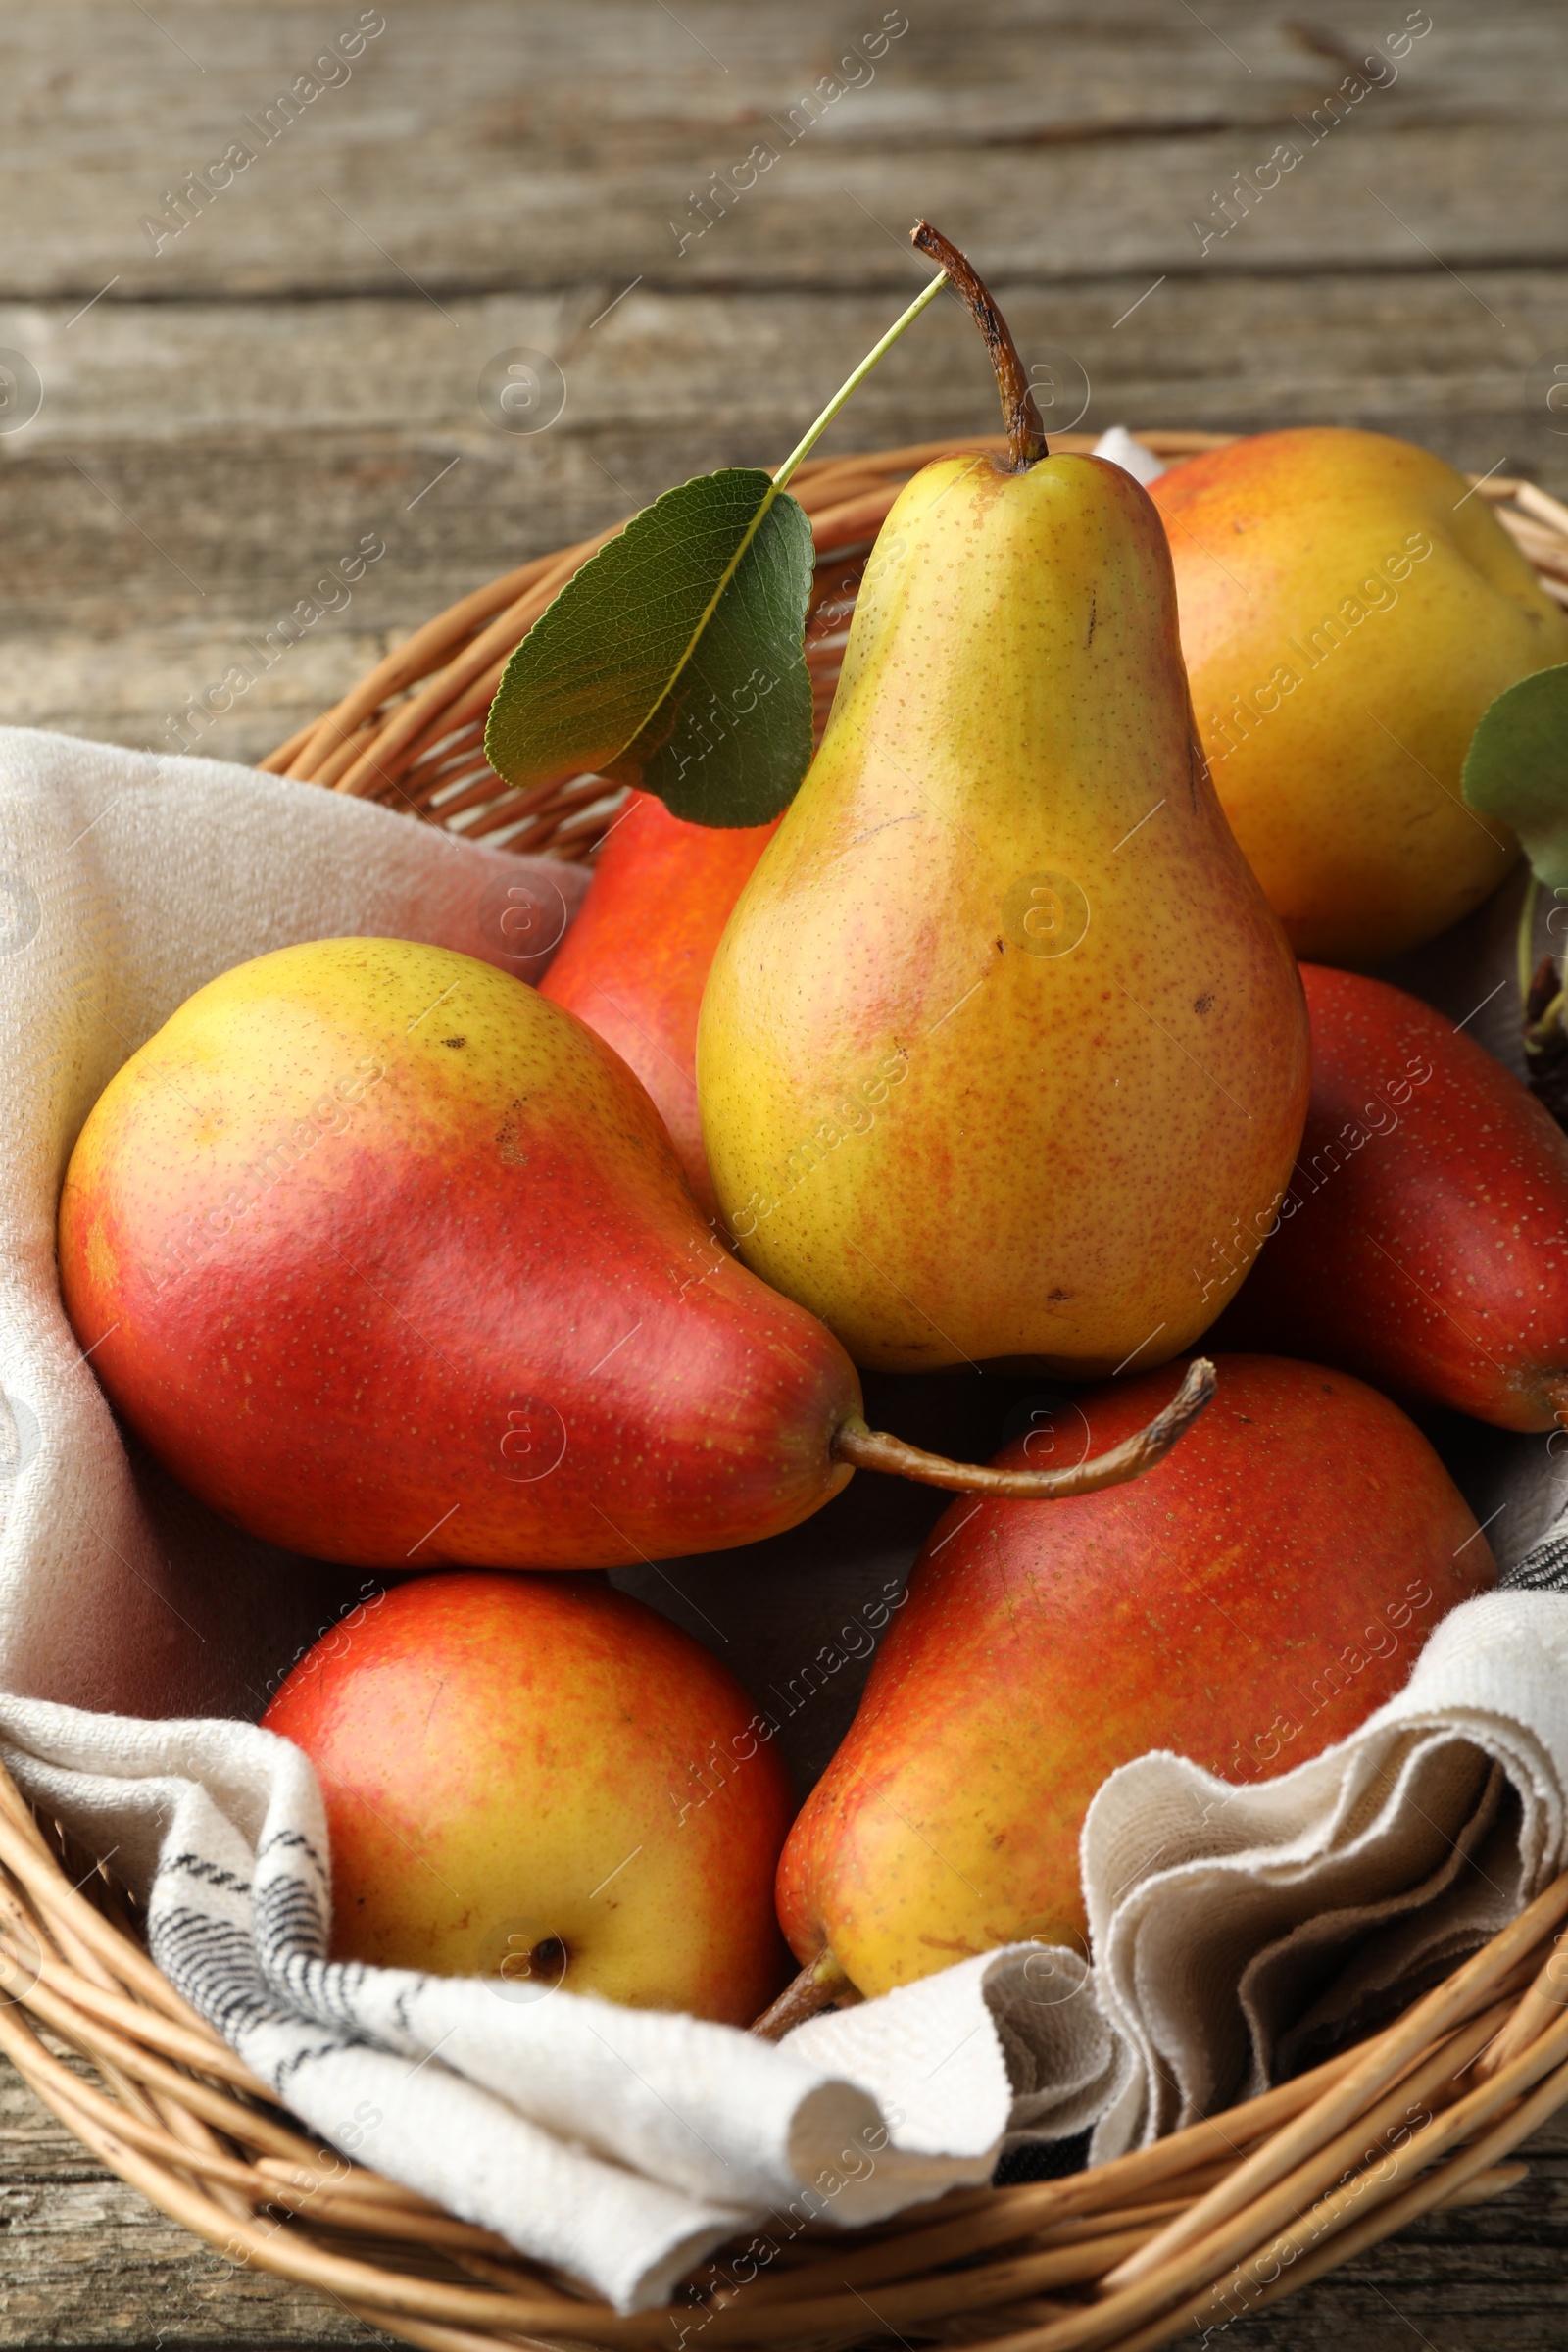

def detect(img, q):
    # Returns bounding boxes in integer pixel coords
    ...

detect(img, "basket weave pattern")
[9,437,1568,2350]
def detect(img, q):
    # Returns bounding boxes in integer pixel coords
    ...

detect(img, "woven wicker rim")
[14,435,1567,2349]
[260,431,1568,865]
[3,1754,1568,2352]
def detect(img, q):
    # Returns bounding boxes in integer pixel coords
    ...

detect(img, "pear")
[1214,965,1568,1429]
[265,1571,796,2023]
[540,789,778,1221]
[769,1354,1494,2014]
[698,226,1309,1378]
[58,939,1211,1572]
[1149,429,1568,967]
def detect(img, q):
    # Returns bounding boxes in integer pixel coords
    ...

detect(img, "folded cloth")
[0,1695,1095,2309]
[7,724,1568,2310]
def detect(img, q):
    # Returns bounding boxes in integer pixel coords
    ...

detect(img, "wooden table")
[2,2,1567,2342]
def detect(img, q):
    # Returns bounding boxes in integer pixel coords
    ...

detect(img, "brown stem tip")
[910,220,1048,472]
[833,1357,1216,1500]
[752,1949,858,2040]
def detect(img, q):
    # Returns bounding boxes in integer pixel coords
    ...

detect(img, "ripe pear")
[265,1571,795,2022]
[775,1355,1494,2000]
[1214,965,1568,1430]
[699,228,1308,1378]
[59,939,1210,1572]
[540,790,778,1220]
[1149,428,1568,967]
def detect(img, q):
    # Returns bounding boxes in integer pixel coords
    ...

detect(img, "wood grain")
[0,2047,383,2346]
[2,1,1567,2343]
[2,2,1563,770]
[3,262,1563,771]
[0,7,1563,298]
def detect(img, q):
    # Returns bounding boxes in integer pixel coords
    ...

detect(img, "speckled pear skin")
[698,452,1311,1376]
[540,789,778,1221]
[57,939,859,1570]
[1214,966,1568,1431]
[265,1572,796,2022]
[1151,428,1568,966]
[775,1354,1494,1992]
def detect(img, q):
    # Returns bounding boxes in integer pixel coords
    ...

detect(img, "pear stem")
[1519,872,1542,1010]
[910,220,1048,472]
[833,1357,1216,1499]
[771,270,950,495]
[752,1948,858,2040]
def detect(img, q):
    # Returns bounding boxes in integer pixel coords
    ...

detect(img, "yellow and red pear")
[60,938,1209,1571]
[1149,427,1568,965]
[775,1355,1494,2003]
[266,1571,795,2022]
[699,227,1308,1377]
[57,937,860,1568]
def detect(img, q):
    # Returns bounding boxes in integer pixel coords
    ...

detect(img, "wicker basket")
[5,1759,1568,2352]
[10,431,1568,2351]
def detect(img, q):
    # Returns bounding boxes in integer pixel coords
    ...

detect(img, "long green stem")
[772,270,949,493]
[1519,871,1541,1009]
[622,271,948,771]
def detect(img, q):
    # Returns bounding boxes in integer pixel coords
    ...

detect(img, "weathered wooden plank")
[0,2052,382,2346]
[0,7,1561,299]
[5,267,1559,464]
[2,117,1561,302]
[1226,2112,1568,2348]
[1,265,1560,768]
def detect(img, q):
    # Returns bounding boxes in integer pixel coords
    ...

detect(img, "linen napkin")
[6,723,1568,2311]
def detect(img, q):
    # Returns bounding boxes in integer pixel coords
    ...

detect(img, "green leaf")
[483,268,952,829]
[1461,662,1568,887]
[484,468,815,828]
